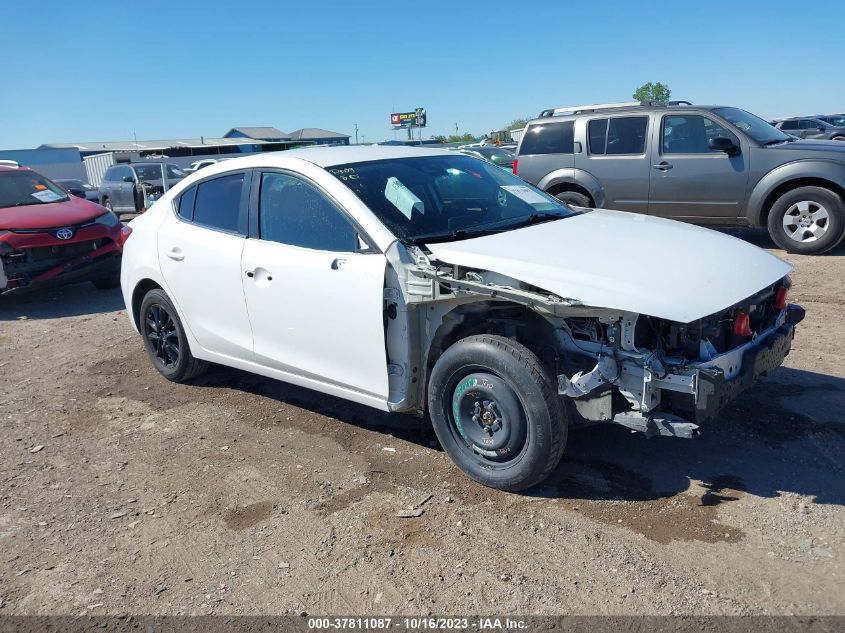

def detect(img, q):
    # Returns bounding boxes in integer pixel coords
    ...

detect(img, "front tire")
[553,190,592,208]
[139,289,209,382]
[428,335,567,492]
[767,186,845,254]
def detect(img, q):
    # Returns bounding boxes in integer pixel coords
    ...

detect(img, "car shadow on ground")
[0,283,124,321]
[192,362,845,507]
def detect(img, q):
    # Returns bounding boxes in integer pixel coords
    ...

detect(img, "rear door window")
[192,173,245,233]
[589,116,648,155]
[177,186,196,220]
[519,121,574,155]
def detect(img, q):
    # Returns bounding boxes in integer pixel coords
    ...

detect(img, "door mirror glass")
[708,136,739,155]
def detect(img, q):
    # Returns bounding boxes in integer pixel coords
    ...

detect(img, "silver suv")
[514,101,845,254]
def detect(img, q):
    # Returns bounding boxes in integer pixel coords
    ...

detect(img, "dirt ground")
[0,229,843,617]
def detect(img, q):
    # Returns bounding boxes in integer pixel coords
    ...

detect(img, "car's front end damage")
[380,210,804,439]
[0,218,128,295]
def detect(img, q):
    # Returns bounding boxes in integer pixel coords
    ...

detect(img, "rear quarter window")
[519,121,574,155]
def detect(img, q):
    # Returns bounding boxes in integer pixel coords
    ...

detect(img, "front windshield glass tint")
[0,171,70,208]
[714,107,790,144]
[134,164,164,181]
[328,155,575,243]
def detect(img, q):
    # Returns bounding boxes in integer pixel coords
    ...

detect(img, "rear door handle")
[165,248,184,261]
[652,162,673,171]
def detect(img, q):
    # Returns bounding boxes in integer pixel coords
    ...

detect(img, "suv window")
[259,172,358,252]
[799,119,824,130]
[662,115,738,154]
[588,116,648,155]
[519,121,574,155]
[780,120,799,130]
[192,173,244,233]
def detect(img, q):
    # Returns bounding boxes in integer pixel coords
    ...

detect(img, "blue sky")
[2,0,843,148]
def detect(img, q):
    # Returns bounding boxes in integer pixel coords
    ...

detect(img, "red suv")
[0,164,131,294]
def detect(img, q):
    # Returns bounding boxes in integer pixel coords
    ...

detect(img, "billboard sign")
[391,108,426,128]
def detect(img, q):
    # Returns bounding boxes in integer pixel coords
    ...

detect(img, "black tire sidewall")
[428,336,566,491]
[139,289,194,382]
[554,190,592,208]
[768,186,844,254]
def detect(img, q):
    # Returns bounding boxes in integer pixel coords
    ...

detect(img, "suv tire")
[428,335,567,492]
[767,186,845,254]
[554,190,592,208]
[139,288,209,382]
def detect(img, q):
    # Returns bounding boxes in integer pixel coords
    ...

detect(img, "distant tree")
[506,116,533,131]
[633,82,671,103]
[431,135,448,143]
[445,133,478,143]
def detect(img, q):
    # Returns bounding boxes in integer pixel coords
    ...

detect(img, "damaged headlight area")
[407,252,804,441]
[555,289,805,438]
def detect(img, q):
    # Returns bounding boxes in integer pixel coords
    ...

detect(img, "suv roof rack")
[538,100,692,118]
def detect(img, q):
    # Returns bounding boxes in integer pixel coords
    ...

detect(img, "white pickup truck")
[120,146,804,491]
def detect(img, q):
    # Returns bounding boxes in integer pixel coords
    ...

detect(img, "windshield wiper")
[501,212,565,230]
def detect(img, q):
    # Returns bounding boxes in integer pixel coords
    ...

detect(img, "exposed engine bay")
[382,242,804,438]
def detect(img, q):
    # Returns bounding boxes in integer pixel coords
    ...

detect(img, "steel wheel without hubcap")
[144,304,180,369]
[449,371,528,463]
[782,200,829,243]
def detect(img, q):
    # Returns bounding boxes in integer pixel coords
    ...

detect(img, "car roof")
[0,164,34,173]
[527,104,728,124]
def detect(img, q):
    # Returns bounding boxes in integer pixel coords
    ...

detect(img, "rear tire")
[139,288,209,382]
[767,186,845,254]
[428,335,567,492]
[553,190,592,208]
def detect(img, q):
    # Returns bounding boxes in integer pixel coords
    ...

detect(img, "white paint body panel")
[157,212,254,361]
[427,208,793,323]
[241,240,389,399]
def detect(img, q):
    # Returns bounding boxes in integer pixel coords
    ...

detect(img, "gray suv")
[515,101,845,254]
[772,117,845,141]
[99,162,185,214]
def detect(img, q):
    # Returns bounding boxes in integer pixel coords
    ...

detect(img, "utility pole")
[354,123,359,145]
[455,122,458,135]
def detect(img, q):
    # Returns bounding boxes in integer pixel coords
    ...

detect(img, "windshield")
[329,155,576,243]
[713,107,791,145]
[821,116,845,127]
[476,148,515,167]
[0,171,70,208]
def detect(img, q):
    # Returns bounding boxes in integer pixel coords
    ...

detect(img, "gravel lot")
[0,229,843,616]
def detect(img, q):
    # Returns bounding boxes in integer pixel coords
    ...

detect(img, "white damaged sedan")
[121,146,804,491]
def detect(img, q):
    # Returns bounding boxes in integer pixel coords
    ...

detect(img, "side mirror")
[68,188,86,198]
[709,136,739,155]
[122,175,135,183]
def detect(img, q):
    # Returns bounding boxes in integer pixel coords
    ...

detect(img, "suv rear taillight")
[512,159,518,175]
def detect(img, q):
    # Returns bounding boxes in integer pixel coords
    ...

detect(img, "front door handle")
[331,258,347,270]
[165,248,184,261]
[652,162,673,171]
[246,269,272,282]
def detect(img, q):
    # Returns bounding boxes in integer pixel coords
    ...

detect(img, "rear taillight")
[774,286,788,310]
[733,312,752,337]
[512,158,518,175]
[118,225,133,247]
